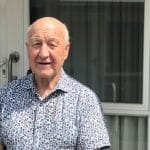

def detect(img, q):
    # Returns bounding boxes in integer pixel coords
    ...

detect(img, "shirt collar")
[55,69,70,92]
[22,69,70,93]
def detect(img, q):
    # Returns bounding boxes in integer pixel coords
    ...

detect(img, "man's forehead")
[29,34,60,42]
[30,18,63,33]
[29,29,62,40]
[33,22,56,30]
[29,22,63,37]
[29,23,55,35]
[27,17,68,43]
[43,22,55,29]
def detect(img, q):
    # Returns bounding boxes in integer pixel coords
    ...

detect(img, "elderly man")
[0,17,110,149]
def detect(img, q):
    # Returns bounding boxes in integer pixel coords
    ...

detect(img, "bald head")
[26,17,70,81]
[27,17,70,44]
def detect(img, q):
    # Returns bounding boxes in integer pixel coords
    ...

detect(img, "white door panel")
[0,0,29,85]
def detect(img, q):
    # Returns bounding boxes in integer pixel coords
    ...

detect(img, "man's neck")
[34,72,61,99]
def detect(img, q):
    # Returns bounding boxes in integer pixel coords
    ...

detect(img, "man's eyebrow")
[29,34,42,39]
[48,38,60,44]
[30,36,41,40]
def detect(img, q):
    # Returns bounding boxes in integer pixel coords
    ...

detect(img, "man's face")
[26,21,70,80]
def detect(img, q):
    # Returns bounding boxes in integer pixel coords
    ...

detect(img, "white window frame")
[102,0,150,117]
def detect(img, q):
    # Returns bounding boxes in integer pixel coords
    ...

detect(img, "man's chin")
[33,70,54,78]
[38,73,54,79]
[34,69,61,81]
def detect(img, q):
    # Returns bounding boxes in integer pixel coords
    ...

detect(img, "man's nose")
[39,43,50,58]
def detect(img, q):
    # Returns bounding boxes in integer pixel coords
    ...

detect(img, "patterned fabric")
[0,69,110,150]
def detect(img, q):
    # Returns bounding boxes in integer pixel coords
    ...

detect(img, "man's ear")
[64,43,70,60]
[26,42,29,50]
[25,42,30,59]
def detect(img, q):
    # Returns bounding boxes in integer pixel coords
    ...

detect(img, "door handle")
[112,82,117,102]
[8,51,20,82]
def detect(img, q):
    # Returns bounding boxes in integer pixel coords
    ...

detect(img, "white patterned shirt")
[0,69,110,150]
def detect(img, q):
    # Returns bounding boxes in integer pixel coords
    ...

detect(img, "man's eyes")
[48,43,58,48]
[31,41,59,49]
[32,42,41,47]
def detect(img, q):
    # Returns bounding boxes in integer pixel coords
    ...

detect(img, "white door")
[0,0,29,85]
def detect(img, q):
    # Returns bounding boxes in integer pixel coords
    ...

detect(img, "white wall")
[0,0,29,85]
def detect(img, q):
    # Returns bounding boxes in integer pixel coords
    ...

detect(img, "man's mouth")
[38,62,52,65]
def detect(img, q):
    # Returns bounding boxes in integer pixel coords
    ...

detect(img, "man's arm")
[76,90,110,149]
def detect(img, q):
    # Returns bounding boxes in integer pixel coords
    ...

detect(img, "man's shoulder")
[0,75,32,105]
[65,73,97,98]
[0,75,32,96]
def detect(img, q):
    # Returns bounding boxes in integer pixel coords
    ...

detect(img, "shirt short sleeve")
[0,88,2,144]
[77,90,110,150]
